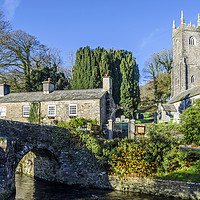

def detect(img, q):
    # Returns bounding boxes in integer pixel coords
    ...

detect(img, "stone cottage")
[158,11,200,123]
[0,76,115,128]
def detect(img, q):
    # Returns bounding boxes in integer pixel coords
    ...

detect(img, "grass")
[135,119,153,124]
[156,164,200,182]
[156,150,200,182]
[135,112,154,124]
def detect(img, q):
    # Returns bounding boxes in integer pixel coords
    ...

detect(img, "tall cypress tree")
[84,46,91,88]
[72,46,140,116]
[90,50,101,88]
[120,52,140,118]
[120,55,133,118]
[72,48,84,89]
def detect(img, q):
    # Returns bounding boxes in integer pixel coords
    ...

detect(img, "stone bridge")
[0,120,109,199]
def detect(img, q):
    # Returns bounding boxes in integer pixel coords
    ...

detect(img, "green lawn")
[156,151,200,182]
[135,118,154,124]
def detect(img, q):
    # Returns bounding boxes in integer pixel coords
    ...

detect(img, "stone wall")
[40,99,101,125]
[0,99,101,125]
[172,19,200,97]
[108,176,200,200]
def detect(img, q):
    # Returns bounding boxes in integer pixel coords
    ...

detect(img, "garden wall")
[108,176,200,200]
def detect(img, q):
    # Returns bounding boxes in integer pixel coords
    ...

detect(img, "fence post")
[108,119,113,140]
[128,119,135,138]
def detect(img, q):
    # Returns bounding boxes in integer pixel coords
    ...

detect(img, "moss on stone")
[0,137,6,142]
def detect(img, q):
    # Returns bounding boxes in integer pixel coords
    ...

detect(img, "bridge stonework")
[0,120,108,199]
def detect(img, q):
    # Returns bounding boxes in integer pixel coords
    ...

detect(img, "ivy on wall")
[28,102,42,124]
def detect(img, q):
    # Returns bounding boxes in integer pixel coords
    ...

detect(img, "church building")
[158,11,200,123]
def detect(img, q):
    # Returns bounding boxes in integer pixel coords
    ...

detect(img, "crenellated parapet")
[173,11,200,35]
[171,11,200,98]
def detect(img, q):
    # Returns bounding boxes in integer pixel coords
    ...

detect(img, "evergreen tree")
[120,53,135,118]
[72,46,140,116]
[30,66,69,91]
[72,48,83,89]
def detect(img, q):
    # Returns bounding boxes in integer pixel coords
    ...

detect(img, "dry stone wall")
[108,176,200,200]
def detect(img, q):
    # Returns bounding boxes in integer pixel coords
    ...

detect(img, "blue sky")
[1,0,200,84]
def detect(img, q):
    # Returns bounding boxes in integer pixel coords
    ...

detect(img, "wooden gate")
[113,123,129,138]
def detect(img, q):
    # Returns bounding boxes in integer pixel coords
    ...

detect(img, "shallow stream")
[8,174,176,200]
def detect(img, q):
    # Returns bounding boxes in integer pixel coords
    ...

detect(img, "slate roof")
[168,86,200,104]
[162,104,177,112]
[0,88,106,103]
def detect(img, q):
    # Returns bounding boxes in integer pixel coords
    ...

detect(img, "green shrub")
[66,117,88,129]
[146,123,181,137]
[180,99,200,146]
[0,137,6,142]
[161,145,189,172]
[58,117,98,130]
[57,117,198,180]
[28,102,42,123]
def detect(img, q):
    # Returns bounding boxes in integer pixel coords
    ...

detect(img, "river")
[7,174,176,200]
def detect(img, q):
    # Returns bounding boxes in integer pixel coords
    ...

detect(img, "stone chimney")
[0,83,10,97]
[42,78,55,94]
[103,74,112,95]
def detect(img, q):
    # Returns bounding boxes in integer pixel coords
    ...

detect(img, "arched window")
[191,75,194,83]
[189,36,196,45]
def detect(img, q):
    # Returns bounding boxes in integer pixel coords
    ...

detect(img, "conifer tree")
[72,46,140,116]
[120,53,134,118]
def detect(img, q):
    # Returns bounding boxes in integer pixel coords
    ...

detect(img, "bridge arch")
[16,148,60,181]
[0,120,109,199]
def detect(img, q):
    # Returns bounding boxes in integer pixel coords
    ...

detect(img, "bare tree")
[143,49,173,105]
[1,30,44,91]
[68,50,75,80]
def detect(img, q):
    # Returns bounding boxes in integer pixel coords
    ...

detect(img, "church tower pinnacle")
[181,10,185,24]
[197,13,200,27]
[173,19,176,29]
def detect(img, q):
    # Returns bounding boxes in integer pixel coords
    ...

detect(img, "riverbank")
[108,176,200,200]
[8,174,175,200]
[1,174,200,200]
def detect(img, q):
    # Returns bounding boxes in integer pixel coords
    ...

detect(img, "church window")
[189,36,196,45]
[191,75,194,83]
[0,106,6,116]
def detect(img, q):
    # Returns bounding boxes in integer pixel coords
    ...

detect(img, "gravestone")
[121,115,125,122]
[115,118,121,122]
[153,112,158,124]
[124,118,129,123]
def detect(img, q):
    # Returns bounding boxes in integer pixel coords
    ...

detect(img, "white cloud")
[3,0,20,20]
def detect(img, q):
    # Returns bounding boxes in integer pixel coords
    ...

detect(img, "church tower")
[171,11,200,97]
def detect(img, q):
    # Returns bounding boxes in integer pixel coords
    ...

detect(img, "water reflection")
[15,174,35,200]
[9,174,176,200]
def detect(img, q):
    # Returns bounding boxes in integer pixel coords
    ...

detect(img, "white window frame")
[48,105,56,117]
[23,106,30,117]
[69,104,77,116]
[0,106,6,117]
